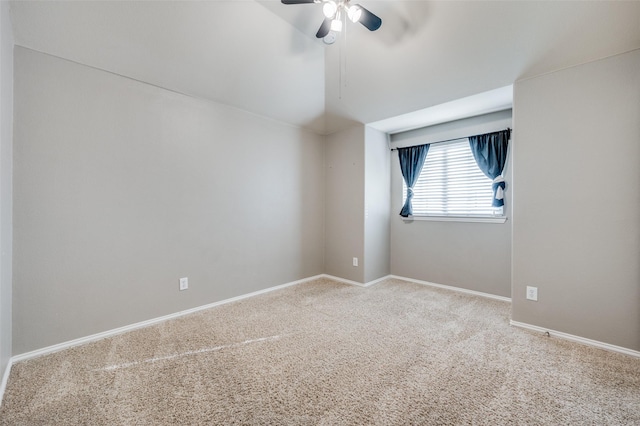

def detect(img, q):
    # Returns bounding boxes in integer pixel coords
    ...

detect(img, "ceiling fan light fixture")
[330,17,343,32]
[322,1,337,18]
[347,5,362,23]
[281,0,382,38]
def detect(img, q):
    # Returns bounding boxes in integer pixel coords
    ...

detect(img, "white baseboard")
[0,358,12,407]
[389,275,512,303]
[510,320,640,359]
[321,274,391,288]
[11,274,325,364]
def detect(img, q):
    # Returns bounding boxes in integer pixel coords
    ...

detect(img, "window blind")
[403,139,499,217]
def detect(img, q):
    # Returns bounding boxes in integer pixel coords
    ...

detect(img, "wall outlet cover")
[179,277,189,291]
[526,286,538,301]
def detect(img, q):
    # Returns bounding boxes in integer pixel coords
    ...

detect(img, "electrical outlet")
[179,277,189,291]
[352,257,358,267]
[526,286,538,301]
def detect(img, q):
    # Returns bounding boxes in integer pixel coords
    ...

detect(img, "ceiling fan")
[281,0,382,44]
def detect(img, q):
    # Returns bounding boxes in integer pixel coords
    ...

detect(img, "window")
[402,138,503,217]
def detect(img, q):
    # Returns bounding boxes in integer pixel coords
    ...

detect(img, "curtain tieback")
[492,176,505,202]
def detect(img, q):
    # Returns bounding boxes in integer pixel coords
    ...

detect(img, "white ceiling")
[10,1,640,135]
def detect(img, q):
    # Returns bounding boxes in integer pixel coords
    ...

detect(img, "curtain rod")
[390,127,511,151]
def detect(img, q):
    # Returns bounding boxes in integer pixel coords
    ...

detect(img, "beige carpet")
[1,277,639,425]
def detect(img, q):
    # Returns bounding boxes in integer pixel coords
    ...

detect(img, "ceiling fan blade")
[281,0,316,4]
[355,4,382,31]
[316,18,332,38]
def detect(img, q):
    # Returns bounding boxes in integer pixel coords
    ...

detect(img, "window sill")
[402,215,507,224]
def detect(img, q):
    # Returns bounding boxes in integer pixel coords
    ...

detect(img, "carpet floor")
[1,277,639,425]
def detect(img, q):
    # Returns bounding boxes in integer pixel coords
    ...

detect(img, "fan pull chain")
[338,14,348,100]
[343,15,348,89]
[338,42,342,99]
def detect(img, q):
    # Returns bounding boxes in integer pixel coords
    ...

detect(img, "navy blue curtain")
[398,144,430,217]
[468,129,510,207]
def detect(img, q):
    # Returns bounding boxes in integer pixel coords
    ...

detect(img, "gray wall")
[363,126,390,283]
[0,0,14,374]
[13,47,325,355]
[325,125,365,283]
[512,49,640,351]
[389,111,513,298]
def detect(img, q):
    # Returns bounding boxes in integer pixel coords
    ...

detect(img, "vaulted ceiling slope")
[10,1,640,135]
[10,0,326,133]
